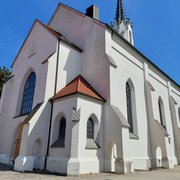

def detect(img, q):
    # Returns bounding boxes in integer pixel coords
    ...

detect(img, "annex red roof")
[51,75,106,102]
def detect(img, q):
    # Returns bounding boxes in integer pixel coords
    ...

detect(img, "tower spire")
[113,0,134,45]
[115,0,126,23]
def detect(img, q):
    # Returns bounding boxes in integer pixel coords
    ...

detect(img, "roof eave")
[106,24,180,89]
[50,92,106,103]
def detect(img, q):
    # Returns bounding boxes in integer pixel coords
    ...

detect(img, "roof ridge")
[48,2,106,29]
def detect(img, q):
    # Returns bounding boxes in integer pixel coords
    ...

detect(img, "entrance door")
[13,125,23,161]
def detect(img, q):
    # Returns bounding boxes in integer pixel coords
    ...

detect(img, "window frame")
[51,117,66,148]
[158,97,166,130]
[20,72,36,115]
[126,82,133,133]
[86,117,100,149]
[87,118,94,140]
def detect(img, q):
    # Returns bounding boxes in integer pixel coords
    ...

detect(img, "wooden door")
[13,125,23,161]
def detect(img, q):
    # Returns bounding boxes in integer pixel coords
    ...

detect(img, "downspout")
[44,40,60,169]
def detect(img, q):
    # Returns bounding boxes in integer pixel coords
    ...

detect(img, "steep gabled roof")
[48,3,107,29]
[50,75,106,102]
[11,19,82,68]
[48,3,179,88]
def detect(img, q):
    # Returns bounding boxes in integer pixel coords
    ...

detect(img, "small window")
[178,108,180,122]
[86,117,100,149]
[59,117,66,143]
[87,118,94,139]
[20,72,36,115]
[158,97,166,130]
[126,82,133,133]
[51,117,66,147]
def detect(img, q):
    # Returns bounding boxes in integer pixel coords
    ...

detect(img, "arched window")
[59,117,66,145]
[126,82,133,133]
[51,116,66,148]
[87,118,94,139]
[158,97,166,130]
[20,72,36,115]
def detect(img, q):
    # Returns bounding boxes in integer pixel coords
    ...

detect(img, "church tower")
[113,0,134,45]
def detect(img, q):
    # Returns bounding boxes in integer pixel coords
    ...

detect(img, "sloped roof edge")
[11,19,82,68]
[48,2,106,29]
[50,75,106,102]
[106,24,180,89]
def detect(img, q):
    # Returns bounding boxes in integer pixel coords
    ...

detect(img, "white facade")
[0,3,180,175]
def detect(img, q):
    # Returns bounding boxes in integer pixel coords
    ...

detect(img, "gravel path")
[0,164,180,180]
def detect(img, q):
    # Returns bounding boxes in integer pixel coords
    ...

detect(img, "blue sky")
[0,0,179,84]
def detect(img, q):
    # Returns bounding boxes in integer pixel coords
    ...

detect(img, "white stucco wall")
[47,95,104,175]
[56,43,82,92]
[0,21,58,165]
[105,30,149,170]
[49,5,110,99]
[148,68,177,163]
[76,96,104,174]
[1,3,180,175]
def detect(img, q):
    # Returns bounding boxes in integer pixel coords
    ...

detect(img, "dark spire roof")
[115,0,126,23]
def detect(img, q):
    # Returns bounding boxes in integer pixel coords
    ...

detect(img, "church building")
[0,0,180,175]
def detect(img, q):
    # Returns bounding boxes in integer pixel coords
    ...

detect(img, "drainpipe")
[44,40,60,169]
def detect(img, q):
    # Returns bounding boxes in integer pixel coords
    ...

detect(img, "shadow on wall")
[103,104,124,173]
[32,138,43,170]
[63,46,81,86]
[20,102,52,170]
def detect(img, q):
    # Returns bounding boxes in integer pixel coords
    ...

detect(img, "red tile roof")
[51,75,106,102]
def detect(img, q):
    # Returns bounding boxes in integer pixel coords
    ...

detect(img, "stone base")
[150,157,175,169]
[133,158,150,170]
[46,157,69,174]
[115,158,134,174]
[162,157,174,169]
[78,157,101,175]
[33,156,45,170]
[0,154,12,165]
[46,156,101,175]
[14,156,34,172]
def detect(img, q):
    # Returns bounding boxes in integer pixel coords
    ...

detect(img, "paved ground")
[0,164,180,180]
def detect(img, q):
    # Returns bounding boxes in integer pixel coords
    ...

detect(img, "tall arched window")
[20,72,36,115]
[158,97,166,130]
[87,118,94,139]
[59,117,66,146]
[126,82,133,133]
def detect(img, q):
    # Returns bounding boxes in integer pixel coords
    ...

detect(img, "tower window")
[59,117,66,146]
[87,118,94,139]
[126,82,133,133]
[20,72,36,115]
[51,117,66,148]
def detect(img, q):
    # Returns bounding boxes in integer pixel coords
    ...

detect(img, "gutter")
[44,40,60,169]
